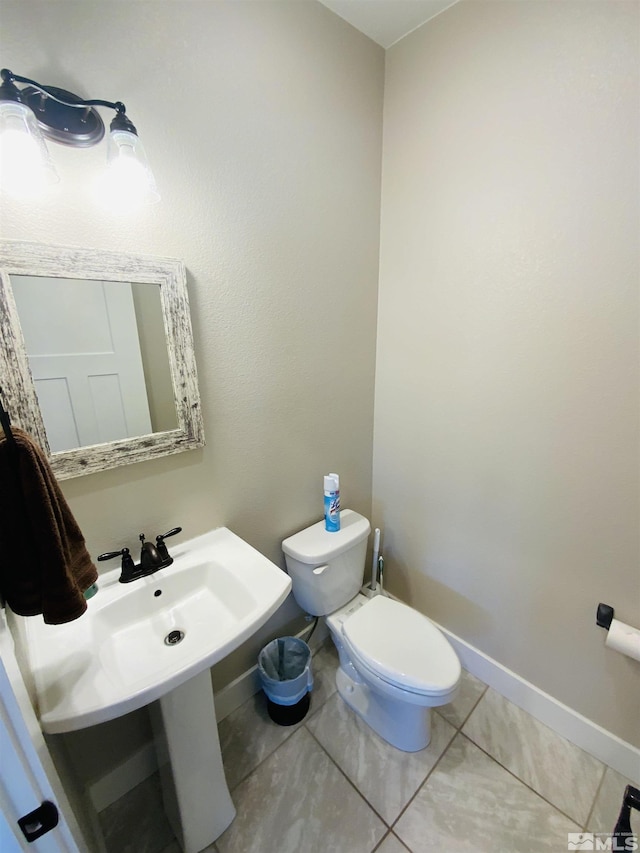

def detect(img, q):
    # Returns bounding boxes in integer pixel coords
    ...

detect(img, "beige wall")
[0,0,383,789]
[375,0,639,746]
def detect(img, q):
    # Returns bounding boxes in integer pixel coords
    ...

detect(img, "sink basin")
[25,527,292,734]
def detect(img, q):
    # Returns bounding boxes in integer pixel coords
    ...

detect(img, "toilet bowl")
[282,510,461,752]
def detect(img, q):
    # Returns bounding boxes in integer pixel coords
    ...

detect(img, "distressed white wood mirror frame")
[0,240,205,479]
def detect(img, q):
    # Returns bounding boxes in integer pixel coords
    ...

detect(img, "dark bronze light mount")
[0,68,159,206]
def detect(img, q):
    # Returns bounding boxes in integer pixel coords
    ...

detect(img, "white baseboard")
[89,619,330,811]
[436,621,640,784]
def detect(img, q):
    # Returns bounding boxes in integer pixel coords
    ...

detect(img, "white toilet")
[282,509,461,752]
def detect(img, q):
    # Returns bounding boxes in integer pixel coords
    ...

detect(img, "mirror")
[0,240,205,479]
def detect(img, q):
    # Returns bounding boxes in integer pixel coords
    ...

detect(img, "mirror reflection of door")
[12,276,153,452]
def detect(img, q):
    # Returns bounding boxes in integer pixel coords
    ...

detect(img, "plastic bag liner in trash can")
[258,636,313,726]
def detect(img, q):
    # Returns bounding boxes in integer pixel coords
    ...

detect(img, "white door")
[12,276,152,452]
[0,655,80,852]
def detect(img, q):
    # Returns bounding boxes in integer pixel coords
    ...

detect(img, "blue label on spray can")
[324,492,340,532]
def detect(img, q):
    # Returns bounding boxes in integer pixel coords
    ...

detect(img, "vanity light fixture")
[0,68,160,208]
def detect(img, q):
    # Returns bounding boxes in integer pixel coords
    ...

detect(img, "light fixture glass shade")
[96,128,160,211]
[0,101,59,198]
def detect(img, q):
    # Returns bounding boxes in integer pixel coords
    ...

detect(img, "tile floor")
[98,641,637,853]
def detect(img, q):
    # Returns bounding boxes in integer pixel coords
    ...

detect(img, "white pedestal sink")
[23,527,292,852]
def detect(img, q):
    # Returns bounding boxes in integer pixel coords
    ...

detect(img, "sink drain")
[164,630,185,646]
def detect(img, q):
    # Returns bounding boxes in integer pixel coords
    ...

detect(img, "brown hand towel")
[0,427,98,624]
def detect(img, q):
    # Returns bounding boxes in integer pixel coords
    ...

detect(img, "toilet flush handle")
[312,564,329,576]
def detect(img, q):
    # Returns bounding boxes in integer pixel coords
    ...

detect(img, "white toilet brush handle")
[370,528,380,590]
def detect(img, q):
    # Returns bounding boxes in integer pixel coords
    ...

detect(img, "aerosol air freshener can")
[324,473,340,532]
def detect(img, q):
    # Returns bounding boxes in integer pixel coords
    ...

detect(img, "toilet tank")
[282,510,371,616]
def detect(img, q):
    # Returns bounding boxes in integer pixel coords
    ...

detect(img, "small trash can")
[258,636,313,725]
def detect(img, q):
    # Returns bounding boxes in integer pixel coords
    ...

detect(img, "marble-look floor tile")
[587,766,639,834]
[217,727,386,853]
[375,831,411,852]
[98,771,174,853]
[394,733,580,852]
[462,688,605,824]
[308,692,455,824]
[435,668,487,729]
[218,690,302,791]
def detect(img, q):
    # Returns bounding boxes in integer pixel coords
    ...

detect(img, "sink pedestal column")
[151,669,236,853]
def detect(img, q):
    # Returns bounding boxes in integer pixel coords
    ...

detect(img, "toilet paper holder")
[596,602,615,631]
[596,602,640,663]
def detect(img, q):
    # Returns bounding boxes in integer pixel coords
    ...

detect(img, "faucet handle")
[97,547,136,581]
[156,527,182,543]
[155,527,182,566]
[97,547,131,563]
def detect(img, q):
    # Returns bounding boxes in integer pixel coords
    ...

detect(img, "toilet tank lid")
[282,510,370,564]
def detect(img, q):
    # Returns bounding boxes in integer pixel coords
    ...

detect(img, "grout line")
[582,764,608,831]
[393,832,413,853]
[370,831,393,852]
[304,722,392,829]
[387,727,456,834]
[224,704,304,793]
[227,734,297,793]
[435,677,489,732]
[457,731,584,827]
[370,829,412,852]
[458,681,489,729]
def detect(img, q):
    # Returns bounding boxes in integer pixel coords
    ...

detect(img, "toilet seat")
[340,596,460,697]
